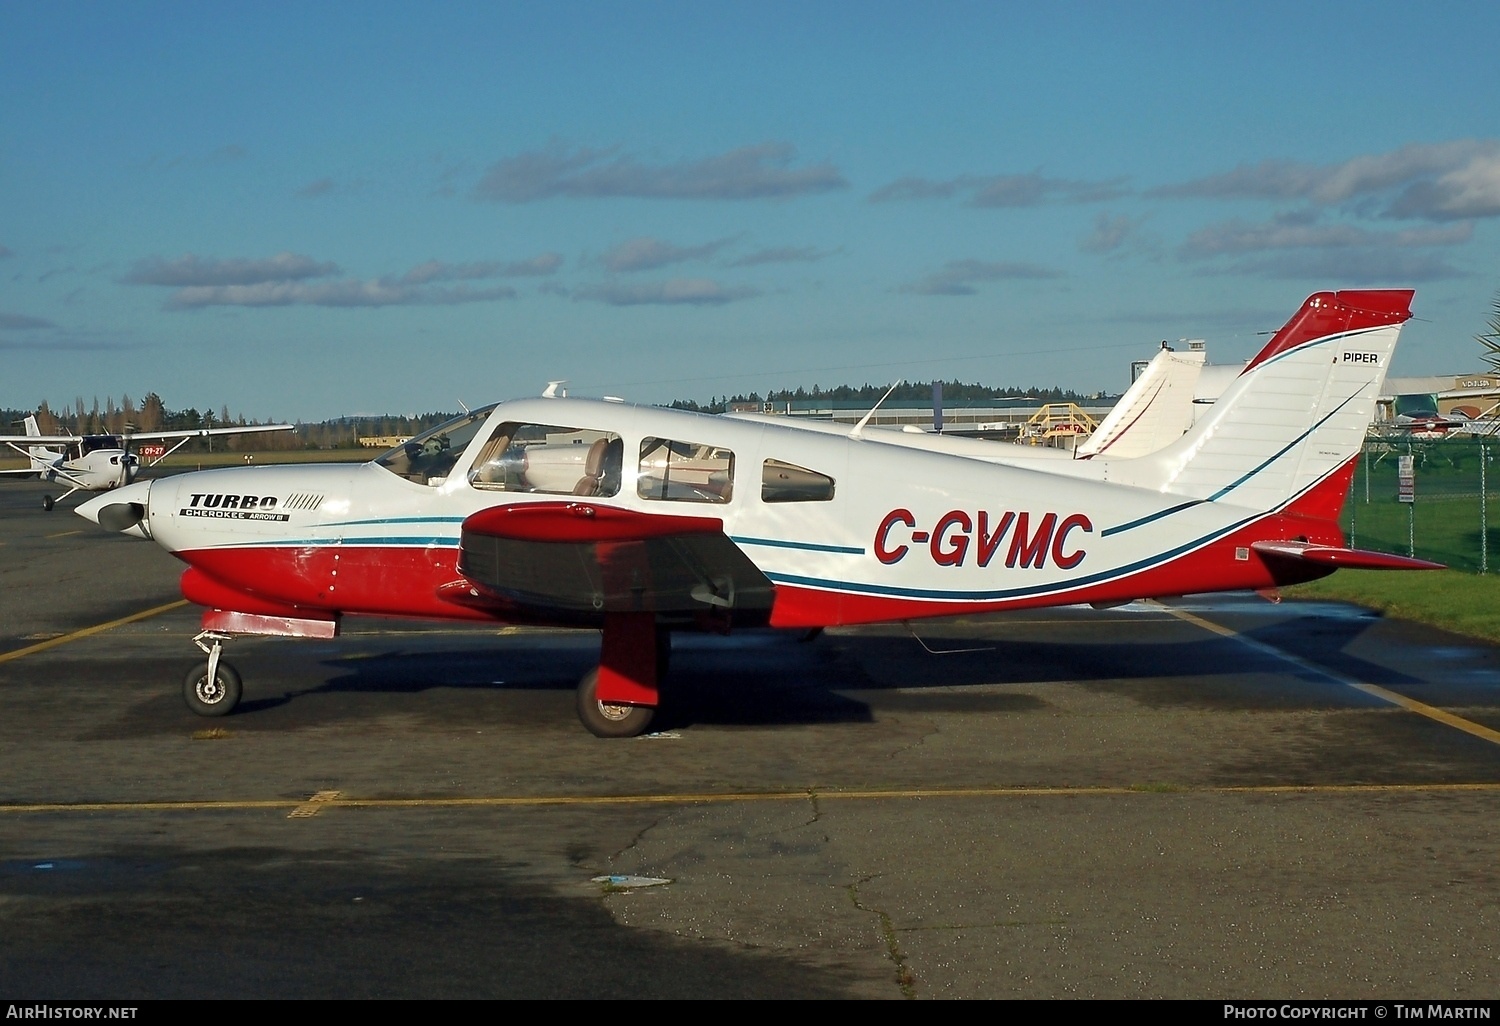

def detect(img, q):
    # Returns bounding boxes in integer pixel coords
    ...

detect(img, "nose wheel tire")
[184,660,242,717]
[576,668,655,738]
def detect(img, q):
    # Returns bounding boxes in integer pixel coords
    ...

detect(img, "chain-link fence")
[1346,435,1500,573]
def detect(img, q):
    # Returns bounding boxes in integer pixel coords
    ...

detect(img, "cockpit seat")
[572,438,610,496]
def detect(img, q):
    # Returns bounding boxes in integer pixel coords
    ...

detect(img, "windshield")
[374,404,498,485]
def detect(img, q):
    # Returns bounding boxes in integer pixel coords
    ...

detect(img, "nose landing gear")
[185,630,242,716]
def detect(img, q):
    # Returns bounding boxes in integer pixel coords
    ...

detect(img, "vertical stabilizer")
[23,415,54,470]
[1114,290,1413,511]
[22,414,62,474]
[1075,345,1206,459]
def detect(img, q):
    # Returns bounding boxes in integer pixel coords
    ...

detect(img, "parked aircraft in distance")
[1,416,296,510]
[78,289,1442,737]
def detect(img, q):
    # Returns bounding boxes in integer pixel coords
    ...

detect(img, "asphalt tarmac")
[2,474,1499,1000]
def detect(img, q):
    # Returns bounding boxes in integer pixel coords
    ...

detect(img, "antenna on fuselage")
[542,380,568,399]
[849,380,903,440]
[457,399,471,414]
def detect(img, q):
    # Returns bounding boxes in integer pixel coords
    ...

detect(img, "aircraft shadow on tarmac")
[127,598,1472,734]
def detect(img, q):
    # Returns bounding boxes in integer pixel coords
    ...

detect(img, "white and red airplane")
[77,289,1442,737]
[2,415,296,510]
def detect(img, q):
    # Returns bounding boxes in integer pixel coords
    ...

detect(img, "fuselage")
[88,395,1340,630]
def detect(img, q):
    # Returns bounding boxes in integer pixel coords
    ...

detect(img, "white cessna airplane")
[77,289,1442,737]
[2,415,296,510]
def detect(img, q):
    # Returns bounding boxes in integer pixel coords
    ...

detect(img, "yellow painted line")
[45,530,83,539]
[288,790,342,818]
[1156,602,1500,747]
[4,781,1500,816]
[0,600,190,664]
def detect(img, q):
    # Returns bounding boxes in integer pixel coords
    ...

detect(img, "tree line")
[2,395,460,451]
[669,379,1104,414]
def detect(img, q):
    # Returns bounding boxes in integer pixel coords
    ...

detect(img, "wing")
[123,424,297,441]
[0,425,294,444]
[0,433,82,445]
[446,500,776,626]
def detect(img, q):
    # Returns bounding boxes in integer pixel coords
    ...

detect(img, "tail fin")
[1075,343,1206,459]
[24,415,52,469]
[1117,290,1412,511]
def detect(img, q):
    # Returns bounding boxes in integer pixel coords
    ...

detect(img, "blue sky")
[4,1,1499,422]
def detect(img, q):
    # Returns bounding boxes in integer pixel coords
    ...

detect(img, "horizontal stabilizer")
[1251,540,1445,571]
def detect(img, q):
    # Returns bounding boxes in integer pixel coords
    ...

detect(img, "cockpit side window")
[468,422,622,496]
[638,437,734,503]
[761,459,835,502]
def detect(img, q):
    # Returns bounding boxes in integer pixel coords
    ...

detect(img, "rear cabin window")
[468,422,623,497]
[761,459,835,502]
[638,438,734,503]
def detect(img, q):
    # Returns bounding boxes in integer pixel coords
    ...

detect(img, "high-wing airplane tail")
[22,415,58,472]
[1115,290,1411,514]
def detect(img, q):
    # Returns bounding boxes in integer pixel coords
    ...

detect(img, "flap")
[456,501,775,621]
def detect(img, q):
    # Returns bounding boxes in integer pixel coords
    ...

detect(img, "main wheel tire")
[183,660,243,717]
[576,667,655,738]
[42,495,54,511]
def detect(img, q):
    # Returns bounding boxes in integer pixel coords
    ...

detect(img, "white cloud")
[165,279,519,309]
[0,312,53,329]
[1079,214,1141,254]
[898,259,1062,296]
[871,171,1126,207]
[1181,215,1473,257]
[122,252,339,287]
[299,178,336,197]
[474,141,847,202]
[726,245,837,267]
[1153,139,1500,221]
[572,278,760,306]
[123,251,550,307]
[1218,250,1464,283]
[400,254,563,283]
[602,237,735,272]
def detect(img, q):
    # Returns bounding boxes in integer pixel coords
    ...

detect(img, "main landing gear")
[576,667,656,738]
[185,630,242,716]
[42,495,54,511]
[573,615,671,739]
